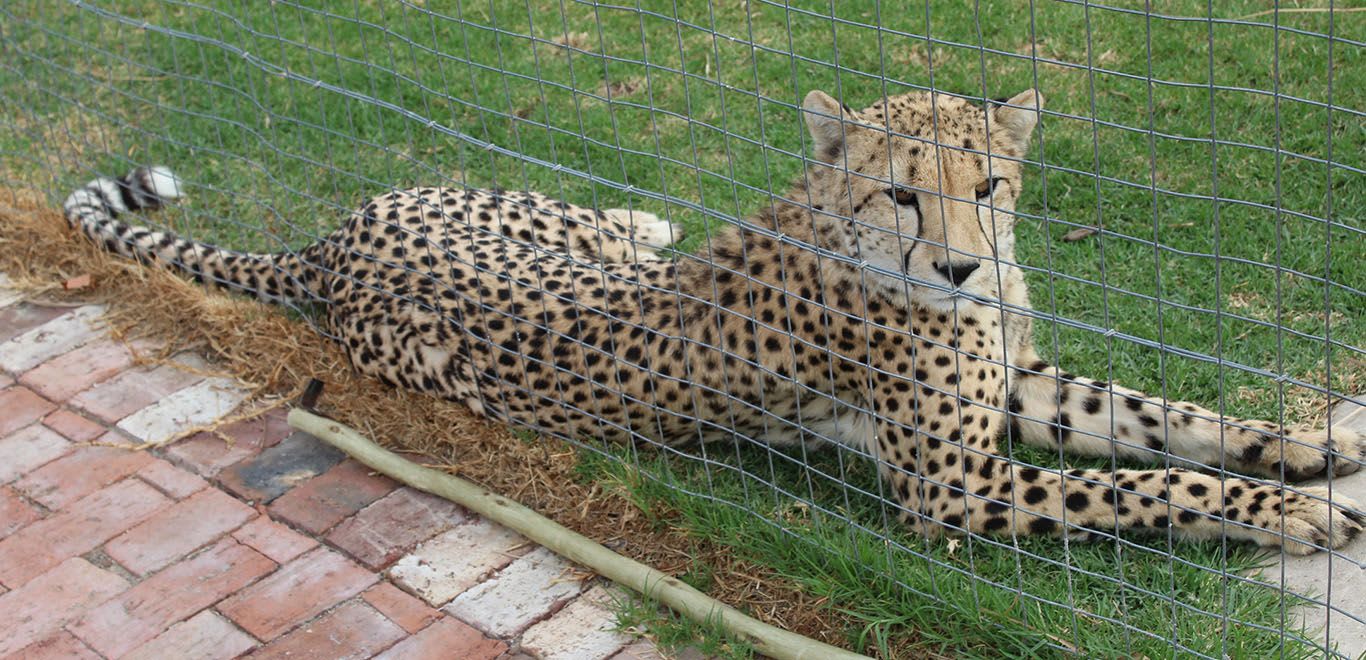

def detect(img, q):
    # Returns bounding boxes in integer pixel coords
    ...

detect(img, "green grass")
[612,585,759,659]
[2,1,1363,656]
[578,443,1329,658]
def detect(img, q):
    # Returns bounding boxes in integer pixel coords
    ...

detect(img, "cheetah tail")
[62,166,323,305]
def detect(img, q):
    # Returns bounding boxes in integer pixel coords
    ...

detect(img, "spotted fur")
[64,89,1365,554]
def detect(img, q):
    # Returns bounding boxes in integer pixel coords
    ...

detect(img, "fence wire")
[2,1,1363,657]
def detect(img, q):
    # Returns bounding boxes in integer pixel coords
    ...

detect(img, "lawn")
[1,1,1363,657]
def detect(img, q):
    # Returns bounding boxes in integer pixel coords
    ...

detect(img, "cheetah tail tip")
[142,165,184,201]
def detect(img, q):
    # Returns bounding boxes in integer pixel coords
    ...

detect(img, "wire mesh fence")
[2,1,1363,657]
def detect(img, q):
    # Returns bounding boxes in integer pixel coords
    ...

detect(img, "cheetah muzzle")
[63,88,1365,556]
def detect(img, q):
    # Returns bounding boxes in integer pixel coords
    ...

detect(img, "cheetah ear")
[990,89,1044,153]
[803,90,860,161]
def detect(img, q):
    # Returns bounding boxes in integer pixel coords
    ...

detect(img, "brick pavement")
[0,279,671,660]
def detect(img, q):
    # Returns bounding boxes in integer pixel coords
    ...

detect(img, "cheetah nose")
[934,261,981,287]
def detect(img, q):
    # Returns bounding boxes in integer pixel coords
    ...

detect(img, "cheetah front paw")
[1261,426,1366,481]
[604,208,683,248]
[1246,487,1364,555]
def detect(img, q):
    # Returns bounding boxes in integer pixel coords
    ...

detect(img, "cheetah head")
[800,88,1042,310]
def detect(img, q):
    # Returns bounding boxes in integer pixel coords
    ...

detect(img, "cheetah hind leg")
[601,208,683,258]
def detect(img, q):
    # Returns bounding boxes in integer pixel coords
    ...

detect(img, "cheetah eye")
[975,177,1006,200]
[886,187,919,209]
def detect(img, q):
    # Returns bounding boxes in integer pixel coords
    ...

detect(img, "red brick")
[0,386,56,438]
[1,630,102,660]
[374,616,507,660]
[0,557,129,656]
[63,274,93,291]
[163,408,293,478]
[362,581,441,634]
[136,458,209,499]
[0,478,170,587]
[41,409,106,443]
[0,486,39,540]
[0,424,69,485]
[13,440,154,510]
[245,600,405,660]
[18,338,143,402]
[105,488,257,576]
[69,538,276,658]
[122,610,258,660]
[0,303,66,344]
[327,488,466,570]
[69,355,205,423]
[232,515,318,564]
[269,460,395,534]
[218,547,378,641]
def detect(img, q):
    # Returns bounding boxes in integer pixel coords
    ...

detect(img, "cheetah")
[63,88,1365,555]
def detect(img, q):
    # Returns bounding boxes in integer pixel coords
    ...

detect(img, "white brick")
[0,305,106,373]
[444,546,586,638]
[116,377,249,444]
[388,519,525,606]
[610,640,670,660]
[521,586,633,660]
[1331,398,1365,432]
[1261,459,1366,656]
